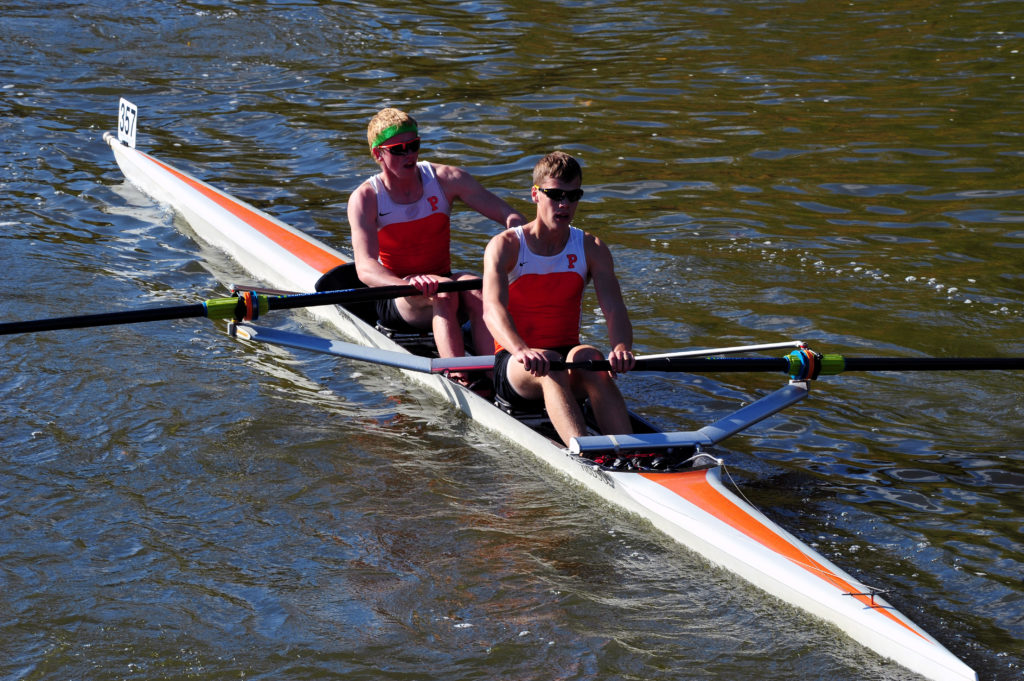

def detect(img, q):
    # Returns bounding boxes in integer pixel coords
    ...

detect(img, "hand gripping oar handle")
[0,279,482,336]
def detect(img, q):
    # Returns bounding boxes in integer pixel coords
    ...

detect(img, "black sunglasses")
[534,185,584,203]
[378,137,421,156]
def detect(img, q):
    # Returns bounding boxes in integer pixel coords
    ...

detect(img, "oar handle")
[266,278,482,312]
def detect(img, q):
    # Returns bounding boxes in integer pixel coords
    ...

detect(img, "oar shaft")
[840,357,1024,372]
[0,302,209,335]
[0,279,483,336]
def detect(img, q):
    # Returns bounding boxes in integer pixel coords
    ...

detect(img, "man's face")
[374,132,421,173]
[533,178,583,227]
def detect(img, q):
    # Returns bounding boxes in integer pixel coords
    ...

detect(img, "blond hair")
[367,108,418,148]
[532,151,582,186]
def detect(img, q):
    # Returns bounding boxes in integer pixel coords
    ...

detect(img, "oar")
[0,279,482,336]
[232,324,496,373]
[553,353,1024,377]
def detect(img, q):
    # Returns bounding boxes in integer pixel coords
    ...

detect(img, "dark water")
[2,1,1022,679]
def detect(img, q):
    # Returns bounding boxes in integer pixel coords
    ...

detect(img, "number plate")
[117,98,137,148]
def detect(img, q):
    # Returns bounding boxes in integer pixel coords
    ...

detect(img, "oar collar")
[786,348,846,380]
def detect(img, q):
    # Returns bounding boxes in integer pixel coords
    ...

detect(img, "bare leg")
[540,371,589,445]
[567,345,633,437]
[454,273,494,358]
[395,284,468,381]
[428,290,465,360]
[506,349,588,446]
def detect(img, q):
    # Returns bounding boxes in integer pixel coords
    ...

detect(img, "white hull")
[104,132,975,681]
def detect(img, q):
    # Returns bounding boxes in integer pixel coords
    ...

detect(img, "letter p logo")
[428,195,440,212]
[566,253,578,269]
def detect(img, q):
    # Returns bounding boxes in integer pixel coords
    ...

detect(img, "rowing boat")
[102,104,976,681]
[102,109,977,681]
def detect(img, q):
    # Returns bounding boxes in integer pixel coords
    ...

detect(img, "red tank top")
[496,226,588,352]
[371,162,452,277]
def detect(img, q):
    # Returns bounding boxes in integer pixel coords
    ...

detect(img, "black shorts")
[494,345,577,411]
[374,273,459,333]
[375,297,427,333]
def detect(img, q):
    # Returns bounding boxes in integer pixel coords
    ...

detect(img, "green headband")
[371,121,418,148]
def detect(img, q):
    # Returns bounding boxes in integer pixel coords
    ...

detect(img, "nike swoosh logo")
[378,211,392,216]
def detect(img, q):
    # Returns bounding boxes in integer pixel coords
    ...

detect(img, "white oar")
[231,324,495,373]
[231,328,808,374]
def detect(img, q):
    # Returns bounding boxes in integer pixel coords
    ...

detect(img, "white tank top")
[498,226,588,351]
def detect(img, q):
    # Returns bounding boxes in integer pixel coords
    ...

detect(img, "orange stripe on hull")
[144,152,347,276]
[642,469,930,642]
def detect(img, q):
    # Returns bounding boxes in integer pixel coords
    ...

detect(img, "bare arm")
[585,233,635,373]
[483,230,552,375]
[435,164,526,230]
[483,231,526,353]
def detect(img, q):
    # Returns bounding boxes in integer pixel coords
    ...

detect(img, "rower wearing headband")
[347,108,525,393]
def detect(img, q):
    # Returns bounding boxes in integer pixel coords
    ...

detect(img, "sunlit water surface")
[1,1,1021,680]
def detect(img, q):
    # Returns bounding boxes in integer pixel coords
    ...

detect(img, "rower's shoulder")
[487,224,520,246]
[349,174,378,199]
[485,224,523,260]
[348,175,377,205]
[579,228,608,250]
[430,161,469,184]
[581,230,616,271]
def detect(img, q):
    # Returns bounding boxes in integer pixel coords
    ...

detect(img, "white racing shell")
[105,130,975,681]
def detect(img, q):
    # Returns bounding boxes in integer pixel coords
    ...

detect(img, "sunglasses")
[534,185,584,203]
[378,137,421,156]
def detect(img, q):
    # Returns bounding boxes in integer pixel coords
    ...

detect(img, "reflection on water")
[1,0,1022,679]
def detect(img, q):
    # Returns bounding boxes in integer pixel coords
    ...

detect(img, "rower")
[346,107,526,393]
[483,151,638,454]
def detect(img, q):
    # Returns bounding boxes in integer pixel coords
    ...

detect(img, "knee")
[460,289,484,311]
[433,292,458,313]
[542,370,573,392]
[568,346,616,387]
[567,345,603,362]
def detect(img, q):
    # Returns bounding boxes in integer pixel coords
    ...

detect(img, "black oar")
[0,279,482,336]
[552,353,1024,377]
